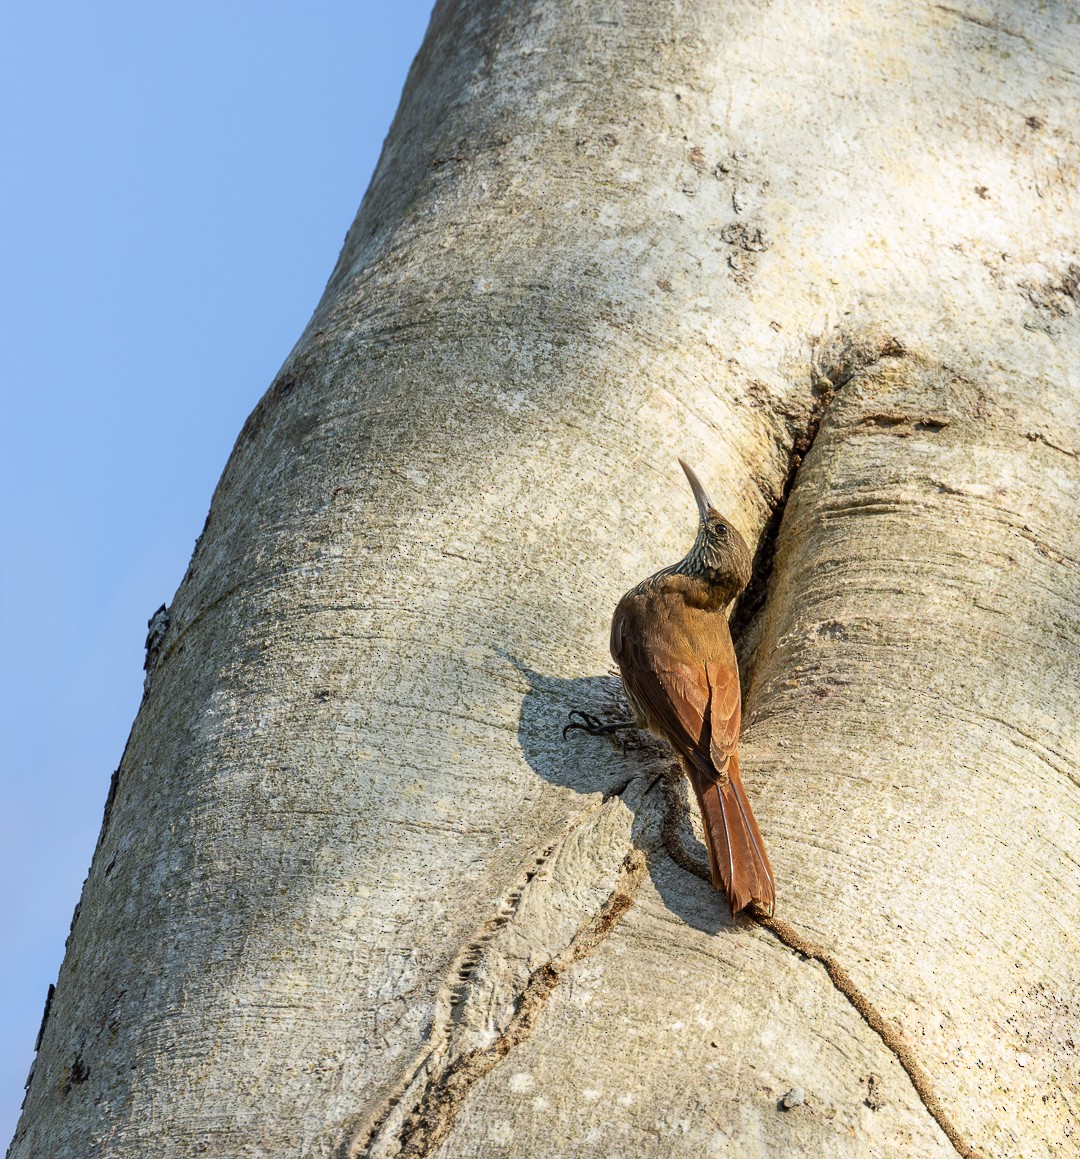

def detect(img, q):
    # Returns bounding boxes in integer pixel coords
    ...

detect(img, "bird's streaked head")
[677,459,753,602]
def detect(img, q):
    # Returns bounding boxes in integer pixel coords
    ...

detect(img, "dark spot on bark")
[237,373,300,446]
[33,984,56,1052]
[1061,265,1080,302]
[859,411,950,435]
[99,767,121,843]
[143,605,170,692]
[62,1054,90,1095]
[719,222,769,252]
[1022,262,1080,315]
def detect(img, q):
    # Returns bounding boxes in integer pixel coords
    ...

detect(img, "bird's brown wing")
[704,658,741,778]
[613,608,740,783]
[612,594,773,915]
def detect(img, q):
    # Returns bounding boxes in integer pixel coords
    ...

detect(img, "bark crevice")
[345,785,647,1159]
[389,851,645,1159]
[731,330,906,647]
[658,679,983,1159]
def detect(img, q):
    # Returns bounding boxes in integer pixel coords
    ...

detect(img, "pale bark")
[11,1,1079,1157]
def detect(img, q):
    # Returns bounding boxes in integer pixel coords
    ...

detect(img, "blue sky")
[0,2,433,1139]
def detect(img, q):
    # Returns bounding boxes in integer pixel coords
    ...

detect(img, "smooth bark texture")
[11,1,1079,1157]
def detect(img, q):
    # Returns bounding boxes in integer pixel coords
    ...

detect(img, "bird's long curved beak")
[678,459,713,522]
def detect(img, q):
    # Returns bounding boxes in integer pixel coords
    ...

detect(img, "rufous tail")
[688,754,775,917]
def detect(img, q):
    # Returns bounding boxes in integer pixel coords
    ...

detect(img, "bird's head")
[678,459,753,603]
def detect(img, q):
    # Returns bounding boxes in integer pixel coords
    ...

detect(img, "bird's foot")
[562,710,637,750]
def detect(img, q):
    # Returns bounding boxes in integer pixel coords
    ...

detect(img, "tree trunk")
[11,1,1079,1157]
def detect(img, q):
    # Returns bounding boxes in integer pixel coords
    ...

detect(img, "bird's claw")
[562,711,635,750]
[562,710,605,739]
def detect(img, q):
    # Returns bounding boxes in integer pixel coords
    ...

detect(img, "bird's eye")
[714,522,728,537]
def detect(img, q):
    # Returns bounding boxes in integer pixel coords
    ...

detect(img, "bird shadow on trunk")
[504,654,732,938]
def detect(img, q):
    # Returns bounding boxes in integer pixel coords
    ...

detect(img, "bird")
[565,460,775,917]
